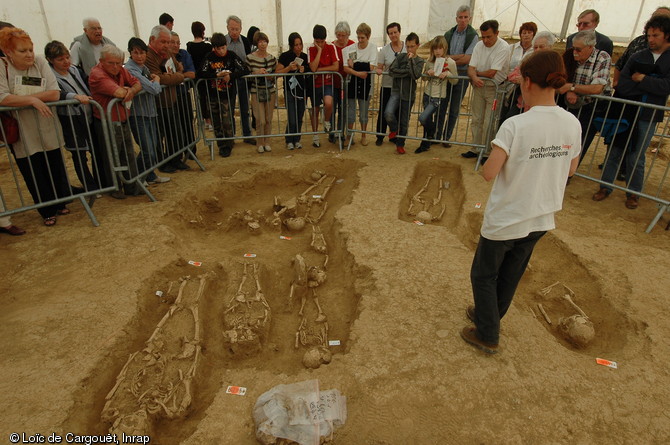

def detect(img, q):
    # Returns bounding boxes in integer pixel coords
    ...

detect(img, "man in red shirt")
[308,24,339,147]
[89,44,142,197]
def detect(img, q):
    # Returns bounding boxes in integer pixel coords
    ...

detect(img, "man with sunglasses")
[566,9,613,56]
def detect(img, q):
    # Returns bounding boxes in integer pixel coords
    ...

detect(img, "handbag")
[256,57,274,102]
[1,58,19,144]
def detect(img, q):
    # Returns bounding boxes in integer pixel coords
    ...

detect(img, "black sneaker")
[244,138,257,145]
[175,160,190,170]
[219,147,232,158]
[328,133,335,143]
[414,145,430,154]
[461,151,478,159]
[375,137,383,146]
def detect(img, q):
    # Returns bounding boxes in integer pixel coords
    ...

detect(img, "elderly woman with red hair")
[0,27,71,227]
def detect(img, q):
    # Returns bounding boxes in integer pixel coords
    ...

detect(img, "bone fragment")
[537,303,552,325]
[562,294,588,319]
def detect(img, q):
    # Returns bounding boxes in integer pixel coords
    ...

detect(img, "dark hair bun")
[546,71,567,89]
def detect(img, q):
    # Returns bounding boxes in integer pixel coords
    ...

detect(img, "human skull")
[558,315,595,348]
[302,346,332,369]
[416,211,432,224]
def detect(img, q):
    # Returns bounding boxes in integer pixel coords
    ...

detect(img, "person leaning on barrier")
[504,31,557,118]
[499,22,536,122]
[44,40,99,193]
[375,22,406,146]
[462,20,509,160]
[88,44,142,198]
[461,50,581,355]
[557,30,611,164]
[592,15,670,210]
[146,25,188,173]
[226,15,256,145]
[566,9,613,56]
[342,23,378,147]
[331,21,354,144]
[613,7,670,87]
[277,32,310,151]
[442,5,478,147]
[124,37,171,186]
[170,31,197,163]
[308,25,340,148]
[187,21,213,130]
[416,36,458,154]
[384,32,425,155]
[0,27,71,226]
[70,18,115,76]
[199,32,250,158]
[246,31,277,154]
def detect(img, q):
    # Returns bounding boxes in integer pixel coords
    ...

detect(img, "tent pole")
[560,0,576,41]
[38,0,52,42]
[630,0,646,42]
[276,0,284,53]
[383,0,389,45]
[208,0,214,39]
[128,0,140,38]
[510,0,521,38]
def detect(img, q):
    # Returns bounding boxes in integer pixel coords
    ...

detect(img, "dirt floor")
[2,123,670,444]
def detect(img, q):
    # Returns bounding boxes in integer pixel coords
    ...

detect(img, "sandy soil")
[2,126,670,444]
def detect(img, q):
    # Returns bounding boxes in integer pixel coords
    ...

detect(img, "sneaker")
[312,135,320,147]
[287,142,295,150]
[465,305,475,323]
[396,145,406,154]
[159,164,177,173]
[141,180,149,187]
[460,326,498,354]
[109,191,127,200]
[324,121,331,133]
[442,142,452,148]
[295,142,303,149]
[257,145,265,153]
[461,151,478,159]
[205,123,213,131]
[245,138,257,145]
[149,176,171,184]
[375,137,383,146]
[414,145,429,154]
[264,145,272,152]
[174,160,190,170]
[328,133,335,143]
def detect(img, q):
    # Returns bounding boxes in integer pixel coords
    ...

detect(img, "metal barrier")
[195,72,345,159]
[568,93,670,232]
[343,72,504,159]
[0,99,117,226]
[105,79,204,202]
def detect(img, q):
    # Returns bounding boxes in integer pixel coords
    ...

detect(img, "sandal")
[57,208,70,215]
[44,216,57,227]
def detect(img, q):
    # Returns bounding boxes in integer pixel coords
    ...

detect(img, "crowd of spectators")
[2,6,670,233]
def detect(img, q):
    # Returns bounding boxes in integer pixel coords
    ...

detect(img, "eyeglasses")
[572,46,587,52]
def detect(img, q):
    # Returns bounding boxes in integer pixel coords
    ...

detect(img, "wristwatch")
[570,85,576,92]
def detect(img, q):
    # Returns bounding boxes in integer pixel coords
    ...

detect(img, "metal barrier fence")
[0,99,117,227]
[343,72,504,160]
[105,78,204,202]
[195,72,346,159]
[568,93,670,232]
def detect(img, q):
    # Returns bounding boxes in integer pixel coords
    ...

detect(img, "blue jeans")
[601,119,655,195]
[443,77,467,140]
[230,78,252,137]
[419,94,448,145]
[285,85,305,144]
[130,115,159,181]
[471,231,546,344]
[384,93,412,147]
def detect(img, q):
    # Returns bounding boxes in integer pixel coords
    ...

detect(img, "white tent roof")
[1,0,658,56]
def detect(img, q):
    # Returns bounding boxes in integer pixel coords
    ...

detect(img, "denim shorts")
[312,84,334,107]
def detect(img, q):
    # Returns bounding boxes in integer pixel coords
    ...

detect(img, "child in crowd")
[416,36,458,153]
[198,32,250,158]
[384,32,425,154]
